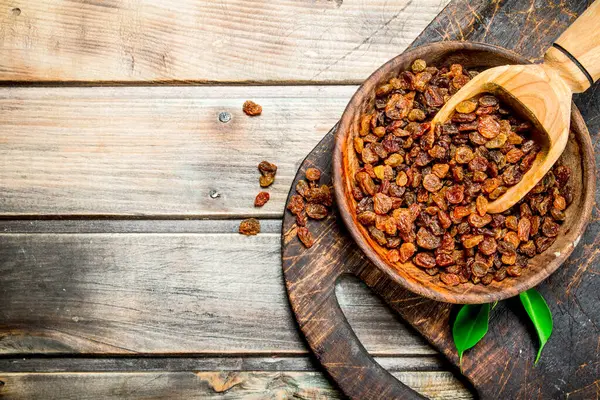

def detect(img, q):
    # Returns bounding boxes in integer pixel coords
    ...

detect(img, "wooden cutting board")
[282,1,599,399]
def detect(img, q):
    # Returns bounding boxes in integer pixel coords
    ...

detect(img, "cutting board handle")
[301,272,427,400]
[544,0,600,93]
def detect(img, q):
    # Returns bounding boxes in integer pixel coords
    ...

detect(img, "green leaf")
[519,288,553,364]
[452,303,490,364]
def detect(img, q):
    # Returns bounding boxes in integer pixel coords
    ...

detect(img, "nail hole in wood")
[218,112,232,123]
[11,7,21,16]
[209,190,221,199]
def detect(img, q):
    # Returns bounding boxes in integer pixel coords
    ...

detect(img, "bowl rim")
[332,40,596,304]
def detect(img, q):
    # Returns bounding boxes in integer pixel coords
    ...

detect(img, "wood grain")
[0,355,445,373]
[0,0,448,83]
[0,85,356,217]
[0,232,434,355]
[552,0,600,88]
[0,371,471,400]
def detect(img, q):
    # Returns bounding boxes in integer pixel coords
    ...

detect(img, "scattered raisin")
[306,203,328,220]
[297,227,315,248]
[239,218,260,236]
[243,100,262,116]
[254,192,270,207]
[306,168,321,181]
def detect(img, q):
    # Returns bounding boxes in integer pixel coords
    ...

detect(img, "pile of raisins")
[287,167,333,248]
[352,59,573,286]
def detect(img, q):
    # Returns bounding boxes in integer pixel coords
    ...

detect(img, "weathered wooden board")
[0,355,444,373]
[0,85,355,217]
[0,0,448,83]
[0,232,435,355]
[0,371,471,400]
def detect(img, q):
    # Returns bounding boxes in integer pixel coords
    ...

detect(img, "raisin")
[520,151,537,172]
[438,210,452,229]
[254,192,270,207]
[453,113,477,123]
[541,217,559,237]
[397,242,416,263]
[471,261,489,278]
[296,211,307,227]
[239,218,260,236]
[478,95,499,107]
[504,231,520,248]
[387,249,400,263]
[306,168,321,181]
[416,227,442,250]
[432,164,450,179]
[553,195,566,211]
[468,213,492,228]
[476,196,488,216]
[551,208,566,221]
[489,186,507,200]
[494,267,507,281]
[497,241,516,256]
[259,175,275,187]
[258,160,277,176]
[501,253,517,265]
[373,193,393,215]
[297,227,315,248]
[505,148,524,163]
[296,180,309,197]
[456,100,478,114]
[423,174,443,192]
[506,265,522,277]
[243,100,262,116]
[306,203,328,220]
[387,237,401,249]
[555,165,571,186]
[502,165,523,186]
[425,86,445,107]
[414,252,437,268]
[440,273,461,286]
[356,171,376,196]
[519,240,536,258]
[462,234,484,248]
[287,195,305,215]
[505,216,519,231]
[455,146,475,164]
[517,217,531,242]
[479,237,497,255]
[386,93,413,120]
[478,115,500,139]
[446,185,465,204]
[468,156,489,172]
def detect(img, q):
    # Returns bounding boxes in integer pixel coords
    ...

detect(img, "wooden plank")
[0,85,355,217]
[0,219,283,234]
[0,0,449,83]
[0,233,435,355]
[0,355,445,372]
[0,371,472,399]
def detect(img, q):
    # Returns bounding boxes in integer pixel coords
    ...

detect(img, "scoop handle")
[544,0,600,93]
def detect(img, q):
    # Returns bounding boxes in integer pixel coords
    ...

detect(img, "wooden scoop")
[432,1,600,213]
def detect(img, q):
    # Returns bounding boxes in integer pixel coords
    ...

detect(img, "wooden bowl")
[333,41,595,304]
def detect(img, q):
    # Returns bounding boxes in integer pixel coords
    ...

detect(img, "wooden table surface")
[0,0,515,398]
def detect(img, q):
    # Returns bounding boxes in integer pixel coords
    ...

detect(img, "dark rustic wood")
[282,1,600,398]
